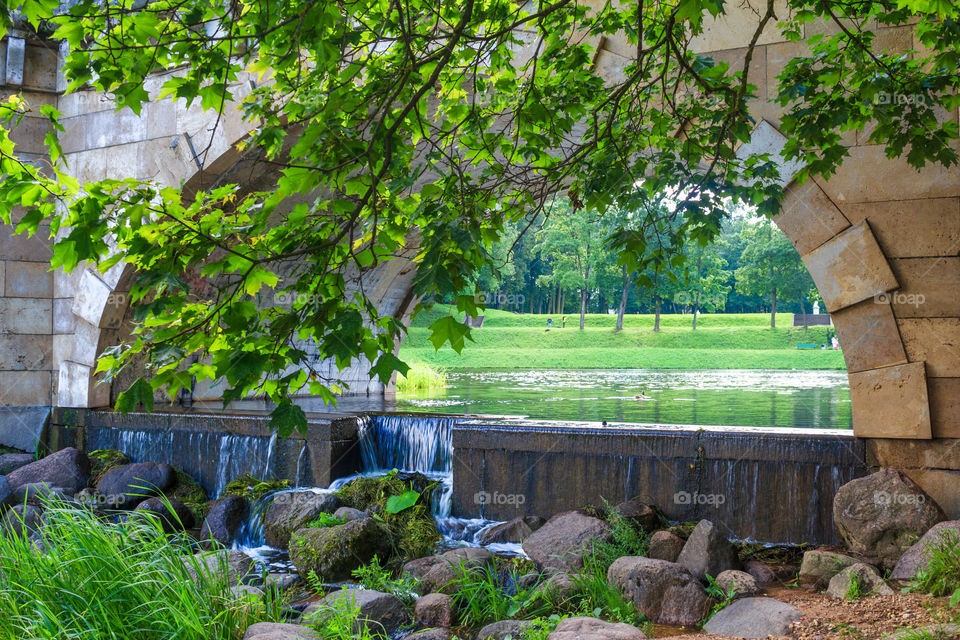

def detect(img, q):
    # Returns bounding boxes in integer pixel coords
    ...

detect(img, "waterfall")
[356,414,453,474]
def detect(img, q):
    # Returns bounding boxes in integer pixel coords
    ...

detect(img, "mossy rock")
[88,449,131,485]
[0,444,27,456]
[222,474,291,501]
[289,516,392,582]
[165,467,210,524]
[335,471,441,567]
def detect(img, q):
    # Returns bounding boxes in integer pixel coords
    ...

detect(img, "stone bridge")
[1,4,959,512]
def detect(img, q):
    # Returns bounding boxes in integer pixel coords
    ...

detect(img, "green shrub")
[704,574,737,619]
[589,502,651,573]
[351,555,420,607]
[565,554,646,627]
[396,362,447,392]
[912,531,960,598]
[306,512,347,528]
[447,562,550,627]
[0,497,282,640]
[304,592,377,640]
[222,474,291,501]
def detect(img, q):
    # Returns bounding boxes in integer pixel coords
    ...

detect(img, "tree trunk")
[693,292,700,330]
[616,266,630,331]
[801,294,808,330]
[579,288,588,329]
[770,287,778,328]
[654,296,661,332]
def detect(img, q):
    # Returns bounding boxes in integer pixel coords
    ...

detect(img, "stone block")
[801,221,898,312]
[867,436,960,470]
[52,297,76,334]
[0,225,51,262]
[0,297,51,334]
[849,362,931,439]
[928,378,960,439]
[736,120,806,189]
[0,406,50,452]
[5,261,53,298]
[0,371,52,407]
[821,144,960,204]
[902,468,960,520]
[21,43,57,92]
[0,334,51,370]
[72,270,116,328]
[841,198,960,258]
[889,258,960,318]
[898,318,960,377]
[689,0,790,53]
[57,361,110,408]
[774,177,851,255]
[8,114,51,154]
[830,298,906,373]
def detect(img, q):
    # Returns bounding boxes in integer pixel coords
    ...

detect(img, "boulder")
[289,516,391,582]
[702,597,802,638]
[716,569,762,598]
[414,593,456,628]
[827,563,895,599]
[522,511,613,573]
[532,572,582,603]
[184,550,258,586]
[547,616,648,640]
[420,547,495,594]
[744,559,777,585]
[95,462,176,510]
[303,589,411,634]
[647,530,684,563]
[0,476,9,507]
[613,499,663,532]
[6,448,89,494]
[798,550,860,587]
[518,571,541,590]
[242,622,315,640]
[892,521,960,581]
[231,585,265,601]
[833,469,946,569]
[133,497,196,532]
[264,572,301,593]
[478,516,546,544]
[263,490,340,549]
[0,453,34,475]
[201,495,249,548]
[477,620,534,640]
[333,506,366,522]
[11,482,73,506]
[403,555,446,581]
[1,504,42,537]
[675,519,739,581]
[406,629,453,640]
[607,556,713,626]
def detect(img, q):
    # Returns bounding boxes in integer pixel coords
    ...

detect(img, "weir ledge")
[47,409,869,545]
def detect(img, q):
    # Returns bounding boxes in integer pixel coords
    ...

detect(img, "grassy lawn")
[398,305,846,370]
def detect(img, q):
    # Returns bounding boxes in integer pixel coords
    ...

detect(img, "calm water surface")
[396,369,851,429]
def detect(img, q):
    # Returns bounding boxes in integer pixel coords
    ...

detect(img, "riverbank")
[399,306,846,370]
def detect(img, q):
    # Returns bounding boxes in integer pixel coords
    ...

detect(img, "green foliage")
[844,572,865,601]
[306,512,347,529]
[588,505,651,574]
[563,554,647,626]
[88,448,131,484]
[396,362,448,393]
[704,574,738,619]
[222,475,291,501]
[167,467,210,523]
[517,615,568,640]
[351,556,421,607]
[304,592,377,640]
[0,499,282,640]
[448,562,550,627]
[385,490,421,515]
[912,531,960,597]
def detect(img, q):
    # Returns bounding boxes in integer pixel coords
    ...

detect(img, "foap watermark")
[674,291,726,309]
[875,490,926,507]
[673,490,726,507]
[474,490,526,506]
[875,291,925,308]
[473,291,526,308]
[873,92,927,107]
[274,292,324,307]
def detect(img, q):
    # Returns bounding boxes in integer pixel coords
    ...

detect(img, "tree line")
[468,198,820,331]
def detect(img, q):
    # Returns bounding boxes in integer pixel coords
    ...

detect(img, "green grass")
[396,362,447,392]
[912,531,960,598]
[399,305,845,370]
[0,498,284,640]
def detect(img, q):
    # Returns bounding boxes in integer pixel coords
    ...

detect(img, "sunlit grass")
[396,362,448,392]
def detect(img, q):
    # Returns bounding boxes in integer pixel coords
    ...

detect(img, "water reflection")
[395,369,851,429]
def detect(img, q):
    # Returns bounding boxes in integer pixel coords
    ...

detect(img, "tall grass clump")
[0,499,282,640]
[396,362,447,392]
[912,531,960,600]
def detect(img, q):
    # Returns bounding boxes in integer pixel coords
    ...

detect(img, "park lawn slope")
[399,305,845,370]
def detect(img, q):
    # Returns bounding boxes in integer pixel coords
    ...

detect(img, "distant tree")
[682,241,731,330]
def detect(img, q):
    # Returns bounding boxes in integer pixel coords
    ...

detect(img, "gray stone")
[289,517,391,582]
[646,530,684,563]
[0,476,9,507]
[522,511,613,573]
[547,616,648,640]
[200,495,249,548]
[95,462,176,510]
[477,620,534,640]
[675,519,739,581]
[133,497,196,532]
[0,406,49,453]
[532,572,582,603]
[302,589,411,634]
[892,521,960,581]
[184,550,259,587]
[833,469,946,569]
[414,593,456,628]
[606,556,713,626]
[0,453,35,475]
[703,597,802,638]
[333,506,366,522]
[264,572,300,593]
[799,550,860,587]
[406,629,452,640]
[1,504,42,537]
[478,515,546,544]
[613,499,663,532]
[744,559,777,585]
[242,622,315,640]
[231,585,264,600]
[716,569,762,598]
[420,547,495,594]
[403,555,445,581]
[10,482,72,506]
[7,447,89,494]
[263,490,340,549]
[827,563,895,599]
